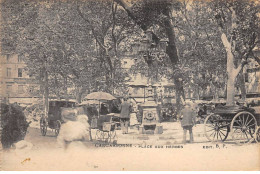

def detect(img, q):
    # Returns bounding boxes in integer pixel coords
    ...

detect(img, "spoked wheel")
[254,127,260,143]
[108,130,117,143]
[95,129,102,140]
[204,114,230,142]
[54,120,61,136]
[231,111,257,145]
[40,117,48,136]
[101,131,109,142]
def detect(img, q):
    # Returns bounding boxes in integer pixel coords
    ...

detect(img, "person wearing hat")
[120,97,132,134]
[180,101,196,144]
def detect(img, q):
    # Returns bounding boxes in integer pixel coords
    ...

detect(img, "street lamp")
[140,38,150,52]
[138,32,168,61]
[131,41,141,54]
[138,31,168,81]
[159,39,168,51]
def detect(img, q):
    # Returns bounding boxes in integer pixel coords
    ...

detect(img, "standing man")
[180,101,196,144]
[120,97,131,134]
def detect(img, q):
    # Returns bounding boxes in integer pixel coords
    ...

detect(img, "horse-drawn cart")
[204,104,260,144]
[40,100,76,136]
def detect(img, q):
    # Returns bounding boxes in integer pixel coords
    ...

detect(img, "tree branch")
[76,5,111,52]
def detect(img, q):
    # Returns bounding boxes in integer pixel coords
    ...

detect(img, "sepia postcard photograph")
[0,0,259,171]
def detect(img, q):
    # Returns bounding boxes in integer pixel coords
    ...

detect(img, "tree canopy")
[1,0,259,106]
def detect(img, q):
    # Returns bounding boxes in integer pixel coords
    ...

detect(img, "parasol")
[85,92,116,101]
[84,92,116,117]
[80,100,101,105]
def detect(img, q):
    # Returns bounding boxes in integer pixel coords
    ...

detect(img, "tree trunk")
[99,38,114,93]
[64,77,68,100]
[163,7,184,112]
[163,9,179,65]
[43,66,49,117]
[76,87,82,103]
[76,86,87,103]
[115,0,186,115]
[218,7,246,106]
[237,72,246,101]
[221,32,242,106]
[54,74,61,99]
[226,74,236,106]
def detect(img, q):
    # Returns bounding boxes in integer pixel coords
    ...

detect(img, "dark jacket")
[180,106,196,127]
[100,104,109,115]
[120,101,131,118]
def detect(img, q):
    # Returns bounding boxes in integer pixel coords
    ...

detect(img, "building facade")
[245,58,260,94]
[0,54,40,105]
[118,51,175,104]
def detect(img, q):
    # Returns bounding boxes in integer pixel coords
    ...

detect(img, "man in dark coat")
[120,97,131,134]
[180,101,196,144]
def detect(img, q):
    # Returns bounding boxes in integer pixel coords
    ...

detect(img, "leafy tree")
[1,103,31,148]
[213,0,259,105]
[1,0,134,105]
[114,0,187,113]
[1,1,93,109]
[120,0,259,106]
[76,0,136,94]
[174,1,227,99]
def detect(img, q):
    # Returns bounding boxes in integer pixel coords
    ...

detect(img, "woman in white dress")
[129,98,139,127]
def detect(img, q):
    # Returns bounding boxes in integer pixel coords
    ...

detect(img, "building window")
[18,85,24,94]
[28,85,37,94]
[18,68,23,77]
[18,55,23,62]
[6,84,12,94]
[245,73,249,82]
[6,68,11,77]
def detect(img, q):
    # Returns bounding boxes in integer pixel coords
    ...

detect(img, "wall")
[0,54,40,104]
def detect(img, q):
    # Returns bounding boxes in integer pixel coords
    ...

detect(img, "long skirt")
[130,113,138,126]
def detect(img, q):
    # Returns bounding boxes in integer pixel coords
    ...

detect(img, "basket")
[103,122,115,132]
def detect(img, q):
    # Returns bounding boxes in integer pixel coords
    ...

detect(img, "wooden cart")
[204,104,260,144]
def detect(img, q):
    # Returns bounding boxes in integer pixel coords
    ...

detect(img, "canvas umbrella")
[84,92,116,116]
[80,100,101,105]
[85,92,116,101]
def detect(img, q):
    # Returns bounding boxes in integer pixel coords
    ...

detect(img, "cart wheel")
[55,120,61,136]
[231,111,257,144]
[204,114,229,142]
[95,130,102,140]
[254,126,260,143]
[108,130,117,143]
[102,132,109,142]
[40,117,48,136]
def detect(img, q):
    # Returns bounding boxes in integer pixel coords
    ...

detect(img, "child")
[180,101,196,144]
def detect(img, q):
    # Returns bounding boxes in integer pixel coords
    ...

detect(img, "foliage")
[76,0,138,94]
[1,0,133,101]
[1,103,30,148]
[1,0,259,103]
[173,1,227,98]
[213,0,259,64]
[212,0,259,104]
